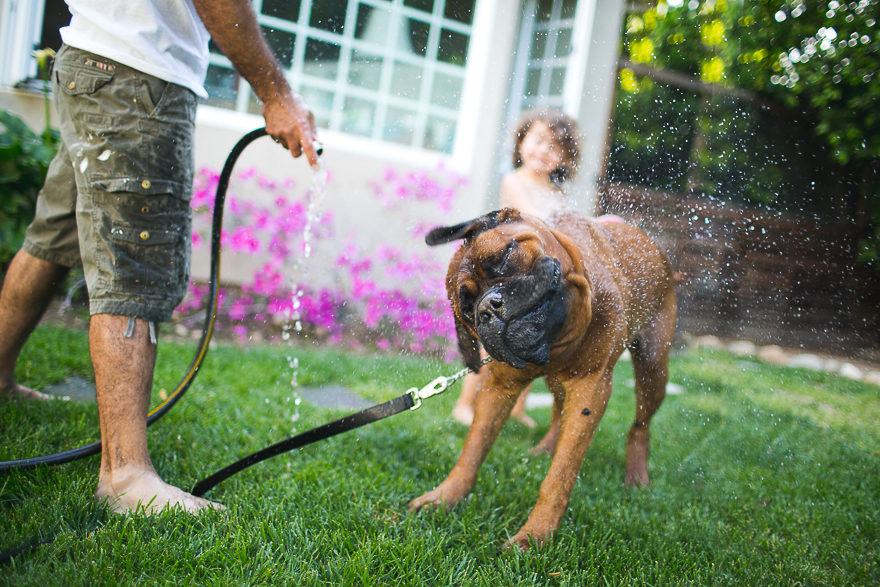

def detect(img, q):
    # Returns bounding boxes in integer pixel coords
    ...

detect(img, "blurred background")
[1,0,877,355]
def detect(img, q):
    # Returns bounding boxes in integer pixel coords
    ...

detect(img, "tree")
[609,0,879,266]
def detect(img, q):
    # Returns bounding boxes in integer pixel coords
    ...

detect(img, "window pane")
[536,0,553,22]
[203,65,238,109]
[384,106,417,145]
[356,4,390,49]
[526,68,542,96]
[424,116,455,153]
[549,66,566,95]
[444,0,476,25]
[403,19,430,57]
[309,0,347,33]
[530,30,547,59]
[404,0,434,13]
[261,0,302,21]
[300,86,334,129]
[554,28,571,58]
[391,62,422,99]
[349,50,384,90]
[261,27,297,69]
[248,93,263,115]
[342,97,376,136]
[438,29,469,65]
[355,4,374,39]
[303,39,341,79]
[561,0,577,19]
[430,72,463,108]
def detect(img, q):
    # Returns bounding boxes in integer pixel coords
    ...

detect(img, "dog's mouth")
[474,256,568,370]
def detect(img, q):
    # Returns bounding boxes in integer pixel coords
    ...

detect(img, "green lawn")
[1,325,878,586]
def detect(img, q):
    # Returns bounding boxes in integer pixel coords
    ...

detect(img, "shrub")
[178,164,467,360]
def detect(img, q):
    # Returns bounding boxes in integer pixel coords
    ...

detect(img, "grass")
[1,324,879,586]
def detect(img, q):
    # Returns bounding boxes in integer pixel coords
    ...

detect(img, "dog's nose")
[477,291,504,324]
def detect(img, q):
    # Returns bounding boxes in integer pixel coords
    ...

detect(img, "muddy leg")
[530,376,565,455]
[626,292,676,487]
[508,370,612,549]
[410,370,527,511]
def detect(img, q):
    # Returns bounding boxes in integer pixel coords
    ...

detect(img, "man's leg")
[91,314,222,514]
[0,250,70,399]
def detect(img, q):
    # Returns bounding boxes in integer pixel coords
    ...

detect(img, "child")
[452,109,581,427]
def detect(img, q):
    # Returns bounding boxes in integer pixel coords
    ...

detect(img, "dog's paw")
[407,489,447,512]
[503,529,547,551]
[408,484,469,512]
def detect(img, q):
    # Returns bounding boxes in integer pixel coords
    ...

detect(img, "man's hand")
[262,93,320,168]
[192,0,321,169]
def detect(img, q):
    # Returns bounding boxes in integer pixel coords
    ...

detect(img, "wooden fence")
[598,182,880,349]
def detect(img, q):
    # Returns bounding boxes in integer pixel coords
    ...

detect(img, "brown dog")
[408,208,677,549]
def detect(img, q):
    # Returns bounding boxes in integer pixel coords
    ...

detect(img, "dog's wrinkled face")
[427,210,570,370]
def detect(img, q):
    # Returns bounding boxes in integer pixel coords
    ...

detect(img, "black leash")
[192,394,414,496]
[190,361,489,497]
[0,125,487,564]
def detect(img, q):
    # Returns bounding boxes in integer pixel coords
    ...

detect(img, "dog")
[408,208,677,549]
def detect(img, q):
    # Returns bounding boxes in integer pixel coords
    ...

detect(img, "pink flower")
[238,167,258,181]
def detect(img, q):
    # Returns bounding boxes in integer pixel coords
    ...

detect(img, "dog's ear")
[425,209,523,246]
[455,317,483,372]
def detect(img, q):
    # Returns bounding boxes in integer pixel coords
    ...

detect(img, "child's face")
[519,121,563,177]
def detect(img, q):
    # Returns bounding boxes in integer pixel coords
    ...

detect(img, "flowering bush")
[175,164,468,360]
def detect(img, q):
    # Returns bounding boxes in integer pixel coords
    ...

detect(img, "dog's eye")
[458,288,476,322]
[489,241,517,278]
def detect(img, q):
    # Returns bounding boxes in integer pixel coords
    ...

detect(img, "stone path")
[44,376,95,401]
[687,335,880,386]
[297,385,374,410]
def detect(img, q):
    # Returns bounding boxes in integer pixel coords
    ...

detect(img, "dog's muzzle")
[475,256,568,369]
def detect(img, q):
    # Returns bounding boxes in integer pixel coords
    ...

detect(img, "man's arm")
[191,0,320,168]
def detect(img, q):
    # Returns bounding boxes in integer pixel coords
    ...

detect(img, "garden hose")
[0,127,272,472]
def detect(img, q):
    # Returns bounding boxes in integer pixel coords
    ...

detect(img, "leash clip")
[408,376,449,410]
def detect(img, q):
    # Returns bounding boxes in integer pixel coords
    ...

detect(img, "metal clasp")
[408,376,449,410]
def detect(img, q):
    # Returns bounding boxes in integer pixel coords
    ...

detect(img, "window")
[509,0,578,113]
[204,0,476,154]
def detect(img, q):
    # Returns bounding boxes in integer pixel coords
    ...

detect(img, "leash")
[0,126,489,562]
[191,356,492,497]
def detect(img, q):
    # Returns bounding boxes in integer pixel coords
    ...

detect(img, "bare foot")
[0,381,68,401]
[512,412,536,428]
[95,469,224,515]
[451,403,474,426]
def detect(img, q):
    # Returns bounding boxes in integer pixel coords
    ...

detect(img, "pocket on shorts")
[92,179,191,299]
[55,62,115,96]
[108,225,180,293]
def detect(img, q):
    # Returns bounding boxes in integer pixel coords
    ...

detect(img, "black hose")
[0,127,270,473]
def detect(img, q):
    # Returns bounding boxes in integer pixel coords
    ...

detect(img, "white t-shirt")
[60,0,211,98]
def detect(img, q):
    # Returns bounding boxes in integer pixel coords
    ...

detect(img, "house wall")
[0,0,521,288]
[0,0,625,290]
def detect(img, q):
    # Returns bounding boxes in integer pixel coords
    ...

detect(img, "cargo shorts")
[23,44,196,323]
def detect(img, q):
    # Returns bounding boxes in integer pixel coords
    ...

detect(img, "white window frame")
[504,0,596,129]
[0,0,46,88]
[198,0,497,170]
[2,0,496,171]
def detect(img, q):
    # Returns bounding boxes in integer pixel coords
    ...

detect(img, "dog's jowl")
[409,208,677,550]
